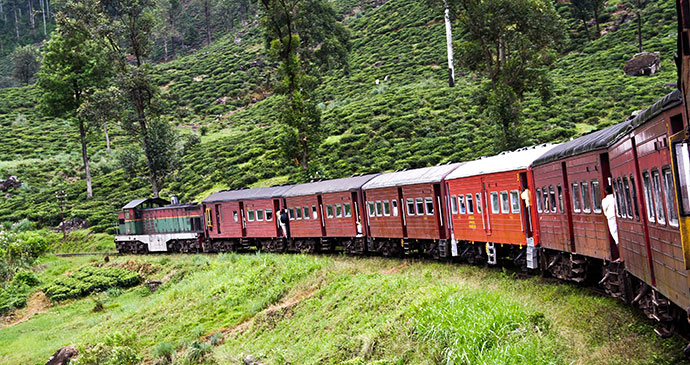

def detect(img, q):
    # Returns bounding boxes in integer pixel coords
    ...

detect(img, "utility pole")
[56,190,67,240]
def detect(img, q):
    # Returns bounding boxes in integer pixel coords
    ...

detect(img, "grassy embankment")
[0,251,686,364]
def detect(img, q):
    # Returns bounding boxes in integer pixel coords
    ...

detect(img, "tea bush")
[43,265,141,301]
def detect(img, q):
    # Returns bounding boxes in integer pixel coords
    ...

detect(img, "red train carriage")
[531,122,631,283]
[115,197,204,253]
[281,174,379,254]
[445,144,557,267]
[201,186,294,251]
[609,91,687,330]
[361,163,463,258]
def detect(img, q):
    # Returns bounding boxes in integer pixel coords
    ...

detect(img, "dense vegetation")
[0,253,685,363]
[0,0,680,233]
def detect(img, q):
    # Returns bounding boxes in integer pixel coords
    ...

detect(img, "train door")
[599,152,619,260]
[214,204,222,234]
[239,201,247,237]
[273,199,281,236]
[519,172,533,239]
[433,183,445,239]
[562,162,576,252]
[351,191,362,236]
[482,179,491,236]
[398,187,408,238]
[317,195,327,236]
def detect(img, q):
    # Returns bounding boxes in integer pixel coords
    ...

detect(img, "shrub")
[43,265,141,302]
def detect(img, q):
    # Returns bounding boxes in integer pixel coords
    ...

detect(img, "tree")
[592,0,603,37]
[451,0,563,150]
[37,31,110,198]
[11,44,40,85]
[570,0,594,41]
[259,0,349,170]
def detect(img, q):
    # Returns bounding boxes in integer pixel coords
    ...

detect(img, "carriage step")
[486,242,497,265]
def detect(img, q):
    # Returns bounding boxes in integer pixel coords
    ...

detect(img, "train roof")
[122,197,169,210]
[362,163,464,190]
[202,185,295,203]
[283,174,379,197]
[446,144,559,179]
[628,89,682,130]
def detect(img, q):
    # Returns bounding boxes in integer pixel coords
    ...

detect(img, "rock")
[146,280,162,292]
[624,52,661,76]
[46,345,78,365]
[243,355,265,365]
[56,218,89,233]
[0,176,21,192]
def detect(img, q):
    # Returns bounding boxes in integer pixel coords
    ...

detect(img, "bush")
[43,265,141,302]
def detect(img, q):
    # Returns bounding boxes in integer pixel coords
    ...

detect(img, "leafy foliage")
[10,44,40,85]
[43,264,141,301]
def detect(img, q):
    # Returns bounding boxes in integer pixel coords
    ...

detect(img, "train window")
[536,188,542,213]
[375,201,382,216]
[673,142,690,214]
[382,201,390,216]
[289,208,295,220]
[466,194,474,214]
[630,176,639,221]
[572,183,581,213]
[459,195,466,214]
[652,170,666,225]
[233,211,239,222]
[256,209,264,221]
[491,192,499,213]
[327,204,335,218]
[618,179,628,218]
[613,179,621,217]
[476,193,482,213]
[591,181,602,213]
[391,200,398,216]
[642,171,655,222]
[425,197,434,215]
[509,190,520,214]
[265,209,273,221]
[124,211,130,219]
[296,206,303,219]
[301,206,308,219]
[500,191,510,214]
[416,198,425,215]
[118,218,125,225]
[336,204,343,218]
[368,202,376,217]
[247,210,255,222]
[663,168,679,227]
[407,198,415,216]
[557,185,563,213]
[581,182,591,213]
[312,205,318,219]
[344,203,352,217]
[549,186,556,213]
[623,177,633,218]
[542,188,549,212]
[451,195,458,214]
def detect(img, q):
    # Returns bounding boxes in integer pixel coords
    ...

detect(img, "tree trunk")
[40,0,46,35]
[79,118,93,198]
[581,17,591,42]
[46,0,49,19]
[637,0,642,52]
[443,0,455,87]
[28,0,35,36]
[104,122,111,153]
[150,171,159,198]
[593,5,600,37]
[1,1,5,23]
[204,0,211,45]
[14,9,19,40]
[163,36,168,60]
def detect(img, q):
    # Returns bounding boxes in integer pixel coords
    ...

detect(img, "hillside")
[0,0,680,231]
[0,253,685,364]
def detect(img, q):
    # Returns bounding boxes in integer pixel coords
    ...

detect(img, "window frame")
[536,188,543,213]
[491,192,500,214]
[591,180,602,214]
[652,169,666,225]
[256,209,264,222]
[335,204,343,218]
[375,201,383,217]
[476,193,482,213]
[581,181,591,213]
[458,195,466,214]
[303,206,310,220]
[425,197,434,215]
[416,198,425,215]
[572,183,581,213]
[623,176,633,219]
[663,167,679,227]
[383,200,391,216]
[557,184,564,213]
[549,185,557,213]
[406,198,415,216]
[326,204,334,218]
[288,208,295,220]
[265,209,273,221]
[368,201,376,217]
[510,190,520,214]
[344,203,352,218]
[466,194,474,214]
[247,209,255,222]
[451,195,458,214]
[295,206,303,220]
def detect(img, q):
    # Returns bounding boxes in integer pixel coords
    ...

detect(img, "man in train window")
[602,185,619,247]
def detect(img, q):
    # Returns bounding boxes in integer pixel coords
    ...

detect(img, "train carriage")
[282,174,379,254]
[608,90,687,329]
[361,163,463,258]
[202,186,294,251]
[531,122,631,283]
[444,144,557,267]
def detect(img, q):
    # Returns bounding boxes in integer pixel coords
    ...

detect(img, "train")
[115,89,690,337]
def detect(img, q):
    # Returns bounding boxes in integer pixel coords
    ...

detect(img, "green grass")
[0,254,685,364]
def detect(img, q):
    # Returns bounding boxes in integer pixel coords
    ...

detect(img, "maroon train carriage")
[281,174,379,254]
[115,197,205,254]
[444,144,558,267]
[361,163,463,258]
[608,90,687,332]
[201,185,294,252]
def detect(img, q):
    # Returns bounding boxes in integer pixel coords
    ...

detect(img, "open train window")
[581,182,591,213]
[549,185,557,213]
[233,211,239,222]
[344,203,352,217]
[327,204,335,218]
[368,202,376,217]
[623,177,633,219]
[459,195,466,214]
[476,193,482,213]
[542,188,549,213]
[391,200,398,216]
[256,209,264,221]
[591,181,602,213]
[510,190,520,214]
[663,168,679,227]
[416,198,425,215]
[490,192,499,214]
[557,185,563,213]
[451,195,458,214]
[617,178,628,219]
[289,208,295,220]
[265,209,273,221]
[642,171,655,222]
[375,201,383,216]
[406,198,415,216]
[247,210,255,222]
[630,176,639,221]
[296,206,303,219]
[382,201,390,216]
[303,206,310,219]
[466,194,474,214]
[652,169,666,225]
[425,197,434,215]
[500,191,510,214]
[536,188,542,213]
[673,142,690,215]
[572,183,581,213]
[336,204,343,218]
